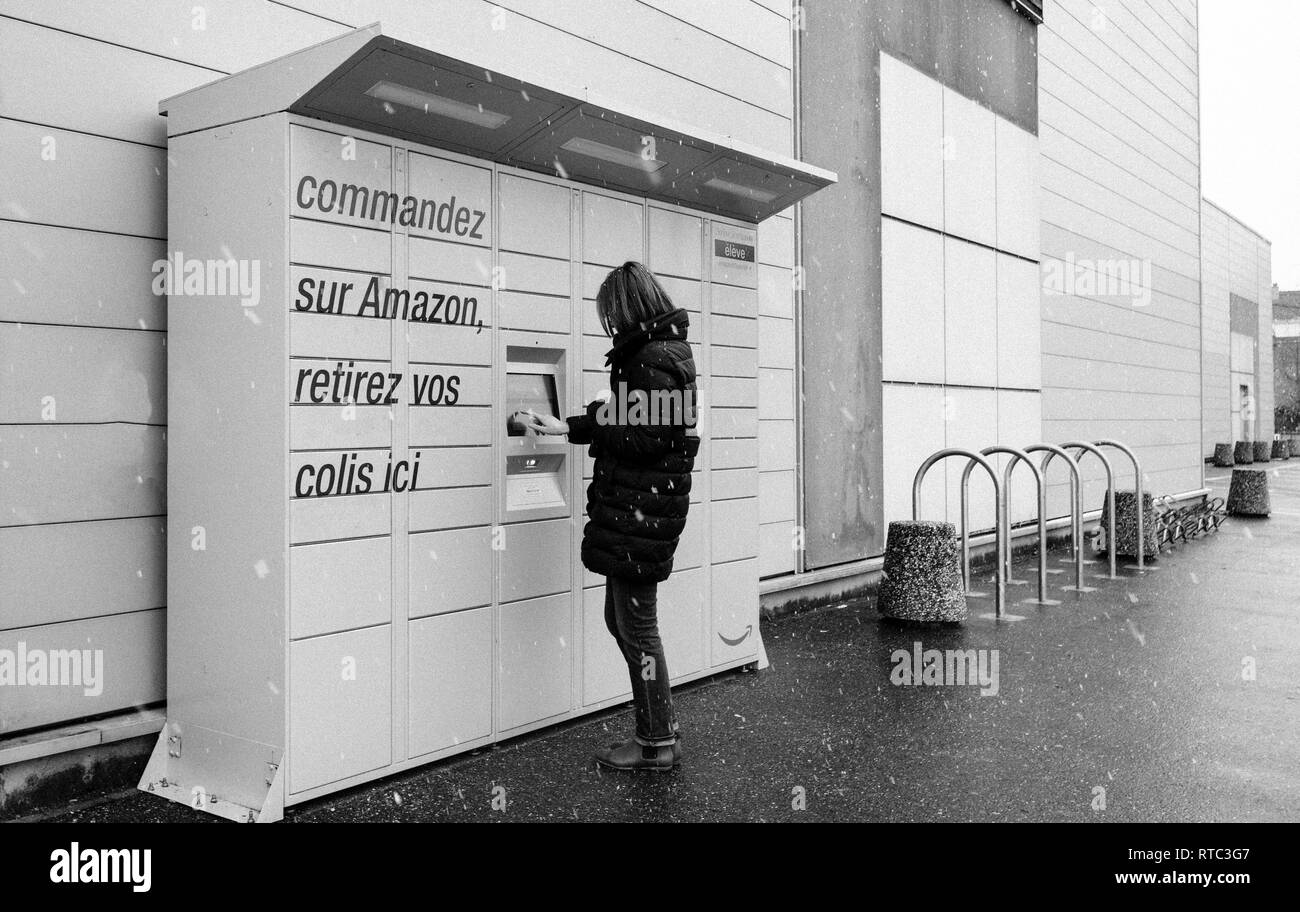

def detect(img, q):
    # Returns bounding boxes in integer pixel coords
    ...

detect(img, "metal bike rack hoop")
[1058,441,1118,580]
[961,445,1054,606]
[1026,443,1088,593]
[1095,439,1147,571]
[912,448,1007,619]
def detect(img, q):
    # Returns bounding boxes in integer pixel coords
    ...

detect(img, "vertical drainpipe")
[793,3,806,575]
[1194,0,1205,488]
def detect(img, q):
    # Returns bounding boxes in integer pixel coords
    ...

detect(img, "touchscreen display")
[507,372,559,436]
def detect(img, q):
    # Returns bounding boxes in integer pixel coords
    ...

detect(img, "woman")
[525,261,699,771]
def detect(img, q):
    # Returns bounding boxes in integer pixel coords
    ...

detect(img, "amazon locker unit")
[139,25,834,821]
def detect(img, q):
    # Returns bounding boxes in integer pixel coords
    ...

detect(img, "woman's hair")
[596,261,675,337]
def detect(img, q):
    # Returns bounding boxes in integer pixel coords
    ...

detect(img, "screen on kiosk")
[507,372,559,436]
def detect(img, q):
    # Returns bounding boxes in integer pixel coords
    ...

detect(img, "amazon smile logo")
[718,625,752,647]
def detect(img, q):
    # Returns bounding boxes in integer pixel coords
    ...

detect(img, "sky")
[1199,0,1300,290]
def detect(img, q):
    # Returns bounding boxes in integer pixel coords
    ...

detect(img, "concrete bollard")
[1272,440,1288,461]
[1233,441,1254,465]
[1227,469,1270,517]
[1099,490,1158,559]
[877,520,968,624]
[1253,441,1271,463]
[1212,443,1234,467]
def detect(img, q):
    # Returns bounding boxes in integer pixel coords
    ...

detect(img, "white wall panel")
[881,384,946,527]
[880,53,944,230]
[0,17,211,146]
[881,219,945,384]
[997,255,1043,390]
[995,118,1042,262]
[0,609,165,734]
[1,425,165,526]
[878,50,1045,547]
[997,390,1044,526]
[944,239,998,388]
[0,324,165,424]
[0,518,164,629]
[943,88,997,247]
[1,120,166,238]
[758,521,795,578]
[943,387,999,533]
[0,222,165,329]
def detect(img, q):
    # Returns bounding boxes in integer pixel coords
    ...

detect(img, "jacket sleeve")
[565,399,601,445]
[583,360,685,460]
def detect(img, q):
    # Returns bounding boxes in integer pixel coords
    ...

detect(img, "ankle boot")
[594,737,682,771]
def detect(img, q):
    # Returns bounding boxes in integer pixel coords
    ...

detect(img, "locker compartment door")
[290,303,392,363]
[290,125,392,231]
[289,625,392,794]
[649,207,703,280]
[711,497,759,564]
[408,607,493,757]
[290,219,392,274]
[498,593,573,730]
[710,558,759,667]
[290,536,391,640]
[498,173,571,260]
[408,526,494,619]
[289,395,393,450]
[291,491,391,545]
[660,567,705,680]
[582,192,644,268]
[582,585,630,706]
[498,518,571,603]
[673,508,707,571]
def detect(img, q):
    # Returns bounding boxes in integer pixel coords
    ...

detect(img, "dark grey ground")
[35,464,1300,822]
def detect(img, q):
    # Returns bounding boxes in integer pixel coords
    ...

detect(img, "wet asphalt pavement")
[38,464,1300,823]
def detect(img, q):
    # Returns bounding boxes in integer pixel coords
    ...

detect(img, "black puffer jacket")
[566,308,700,582]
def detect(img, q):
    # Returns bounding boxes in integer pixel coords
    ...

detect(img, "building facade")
[0,0,1272,810]
[793,0,1213,598]
[1200,200,1274,455]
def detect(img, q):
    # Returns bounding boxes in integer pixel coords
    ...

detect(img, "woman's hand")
[523,410,569,436]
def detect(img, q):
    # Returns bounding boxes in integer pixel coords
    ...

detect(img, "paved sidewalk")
[40,464,1300,822]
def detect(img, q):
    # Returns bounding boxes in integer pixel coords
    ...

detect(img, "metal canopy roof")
[159,24,836,223]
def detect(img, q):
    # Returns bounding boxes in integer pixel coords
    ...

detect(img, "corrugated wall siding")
[0,0,798,735]
[1201,203,1233,453]
[1037,0,1204,515]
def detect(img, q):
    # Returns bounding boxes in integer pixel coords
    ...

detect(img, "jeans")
[604,577,679,746]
